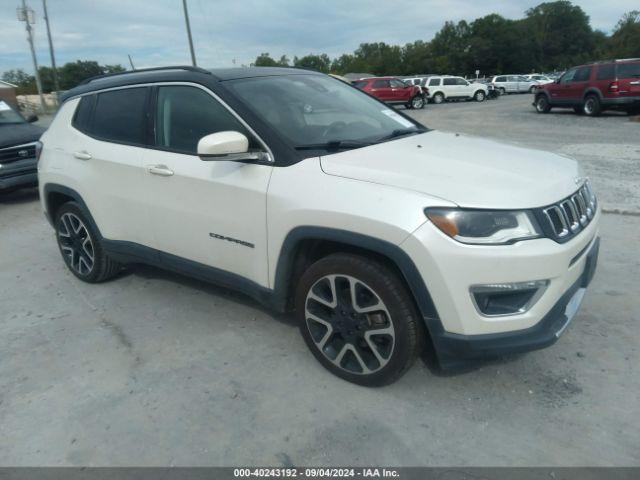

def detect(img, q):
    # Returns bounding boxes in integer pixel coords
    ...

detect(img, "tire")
[411,95,425,109]
[498,87,506,96]
[529,86,537,94]
[432,92,445,104]
[54,202,122,283]
[295,253,423,386]
[534,94,551,113]
[583,95,601,117]
[474,90,486,102]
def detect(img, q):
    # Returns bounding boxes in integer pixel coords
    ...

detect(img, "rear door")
[442,77,458,97]
[70,87,154,246]
[566,66,593,102]
[617,62,640,98]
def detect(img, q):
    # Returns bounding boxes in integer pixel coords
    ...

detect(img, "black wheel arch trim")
[272,226,441,329]
[583,88,603,100]
[43,183,102,234]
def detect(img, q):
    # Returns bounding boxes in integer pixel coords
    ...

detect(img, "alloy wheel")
[57,212,95,275]
[584,98,595,115]
[304,274,395,375]
[412,96,424,109]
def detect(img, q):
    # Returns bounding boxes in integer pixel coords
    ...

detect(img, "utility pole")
[41,0,59,92]
[17,0,46,112]
[128,54,135,70]
[182,0,197,66]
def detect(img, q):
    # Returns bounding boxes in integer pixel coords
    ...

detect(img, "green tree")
[253,53,279,67]
[294,54,331,72]
[524,1,595,70]
[58,60,104,89]
[609,11,640,58]
[429,20,472,74]
[401,40,434,75]
[103,64,126,74]
[1,69,34,87]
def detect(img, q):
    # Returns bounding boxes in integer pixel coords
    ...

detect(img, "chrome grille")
[542,182,597,240]
[0,143,37,165]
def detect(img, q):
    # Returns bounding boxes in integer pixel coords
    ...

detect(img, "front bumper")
[0,157,38,191]
[432,237,598,369]
[401,208,600,368]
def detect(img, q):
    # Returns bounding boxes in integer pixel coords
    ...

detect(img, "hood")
[0,123,45,150]
[320,131,581,209]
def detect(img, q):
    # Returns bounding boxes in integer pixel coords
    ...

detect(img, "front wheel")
[535,95,551,113]
[296,254,423,386]
[474,90,486,102]
[55,202,122,283]
[411,95,425,109]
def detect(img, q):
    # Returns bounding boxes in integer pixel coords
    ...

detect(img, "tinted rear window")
[617,63,640,79]
[596,64,616,80]
[92,88,148,145]
[443,78,456,86]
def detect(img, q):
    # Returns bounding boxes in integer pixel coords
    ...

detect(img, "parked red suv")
[533,58,640,116]
[353,77,427,109]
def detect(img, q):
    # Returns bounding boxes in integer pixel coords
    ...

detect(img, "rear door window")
[596,64,616,80]
[91,87,149,145]
[372,80,390,88]
[443,78,456,86]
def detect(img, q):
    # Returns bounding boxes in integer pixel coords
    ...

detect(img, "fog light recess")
[470,280,549,317]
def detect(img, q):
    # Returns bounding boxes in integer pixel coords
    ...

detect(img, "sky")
[0,0,636,75]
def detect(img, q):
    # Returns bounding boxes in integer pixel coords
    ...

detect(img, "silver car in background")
[491,75,538,94]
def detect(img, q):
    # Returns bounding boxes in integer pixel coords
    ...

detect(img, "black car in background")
[0,101,45,192]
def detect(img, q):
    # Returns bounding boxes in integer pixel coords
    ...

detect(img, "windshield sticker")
[0,101,11,111]
[381,109,414,128]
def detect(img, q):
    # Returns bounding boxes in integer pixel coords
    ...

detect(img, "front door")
[142,84,273,286]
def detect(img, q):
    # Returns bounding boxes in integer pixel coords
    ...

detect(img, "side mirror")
[197,131,270,162]
[27,114,38,123]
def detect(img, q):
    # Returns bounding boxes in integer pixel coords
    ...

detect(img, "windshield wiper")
[375,128,423,144]
[294,140,373,151]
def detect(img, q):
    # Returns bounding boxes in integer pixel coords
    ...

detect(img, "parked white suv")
[426,76,489,103]
[38,67,600,386]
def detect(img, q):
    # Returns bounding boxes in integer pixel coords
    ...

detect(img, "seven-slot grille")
[542,182,597,240]
[0,143,37,165]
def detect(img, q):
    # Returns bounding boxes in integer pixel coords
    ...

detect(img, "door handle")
[73,151,92,160]
[147,164,174,177]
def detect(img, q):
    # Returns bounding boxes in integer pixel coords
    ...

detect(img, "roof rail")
[79,65,211,85]
[584,58,640,65]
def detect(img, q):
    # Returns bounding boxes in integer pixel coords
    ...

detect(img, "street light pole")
[17,0,46,112]
[182,0,197,67]
[42,0,59,92]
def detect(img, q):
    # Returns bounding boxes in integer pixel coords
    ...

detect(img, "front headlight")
[425,208,542,245]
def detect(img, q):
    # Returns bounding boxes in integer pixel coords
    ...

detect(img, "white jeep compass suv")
[38,66,600,386]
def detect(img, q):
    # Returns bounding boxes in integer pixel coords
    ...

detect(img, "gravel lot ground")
[1,94,638,467]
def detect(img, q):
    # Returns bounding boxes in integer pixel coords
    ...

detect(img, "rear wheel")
[498,87,506,96]
[432,92,445,104]
[296,254,423,386]
[529,85,537,93]
[535,95,551,113]
[55,202,122,283]
[583,95,601,116]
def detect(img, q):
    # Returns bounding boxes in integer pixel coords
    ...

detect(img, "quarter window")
[617,63,640,79]
[155,85,252,154]
[72,95,94,133]
[91,88,148,145]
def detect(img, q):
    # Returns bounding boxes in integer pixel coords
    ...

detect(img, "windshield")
[225,74,426,150]
[0,101,26,125]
